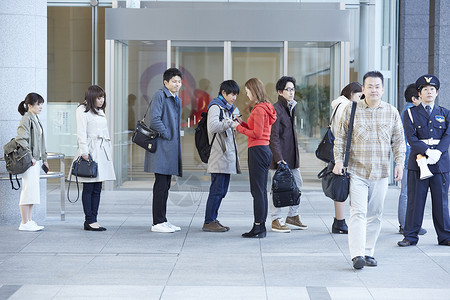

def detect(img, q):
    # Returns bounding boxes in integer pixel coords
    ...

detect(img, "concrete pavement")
[0,181,449,300]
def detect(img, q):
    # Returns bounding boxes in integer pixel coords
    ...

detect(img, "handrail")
[0,152,66,221]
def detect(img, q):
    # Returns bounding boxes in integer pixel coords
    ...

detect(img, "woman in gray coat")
[16,93,47,231]
[202,80,241,232]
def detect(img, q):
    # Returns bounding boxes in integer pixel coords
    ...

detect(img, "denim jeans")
[398,167,408,228]
[82,182,102,223]
[348,174,388,258]
[204,173,231,223]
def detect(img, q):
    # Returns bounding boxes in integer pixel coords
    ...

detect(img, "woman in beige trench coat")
[69,85,115,231]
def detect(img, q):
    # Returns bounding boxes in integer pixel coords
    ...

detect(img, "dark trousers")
[153,173,172,225]
[248,145,272,224]
[404,170,450,244]
[204,173,231,223]
[82,182,102,223]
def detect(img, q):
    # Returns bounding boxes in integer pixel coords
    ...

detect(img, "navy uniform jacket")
[404,104,450,173]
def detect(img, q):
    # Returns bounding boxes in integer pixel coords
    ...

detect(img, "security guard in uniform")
[398,74,450,247]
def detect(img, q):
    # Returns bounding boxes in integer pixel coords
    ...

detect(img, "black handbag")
[317,101,357,202]
[67,154,98,203]
[315,103,341,163]
[272,163,301,208]
[132,102,160,153]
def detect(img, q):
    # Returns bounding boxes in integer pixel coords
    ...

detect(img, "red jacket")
[237,102,277,148]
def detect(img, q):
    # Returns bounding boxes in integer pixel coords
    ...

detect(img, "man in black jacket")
[269,76,307,233]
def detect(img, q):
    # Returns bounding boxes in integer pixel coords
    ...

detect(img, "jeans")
[348,174,388,258]
[398,168,408,228]
[153,173,172,225]
[204,173,231,223]
[82,182,102,223]
[269,168,303,220]
[248,145,272,224]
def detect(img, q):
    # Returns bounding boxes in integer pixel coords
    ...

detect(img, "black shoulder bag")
[317,101,357,202]
[315,103,341,163]
[132,100,160,153]
[67,154,98,203]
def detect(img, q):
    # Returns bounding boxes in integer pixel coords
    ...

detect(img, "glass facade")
[47,1,399,188]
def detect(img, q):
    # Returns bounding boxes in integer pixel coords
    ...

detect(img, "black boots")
[332,218,348,234]
[242,223,267,238]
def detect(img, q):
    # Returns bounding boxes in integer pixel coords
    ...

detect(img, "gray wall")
[399,0,450,109]
[429,0,450,108]
[0,0,47,225]
[398,0,429,110]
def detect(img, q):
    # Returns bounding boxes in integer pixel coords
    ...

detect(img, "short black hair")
[363,71,384,86]
[219,80,240,96]
[404,84,418,103]
[276,76,296,92]
[163,67,183,83]
[340,82,362,100]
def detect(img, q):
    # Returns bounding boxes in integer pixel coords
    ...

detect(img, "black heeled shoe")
[332,218,348,234]
[84,221,105,231]
[242,223,266,238]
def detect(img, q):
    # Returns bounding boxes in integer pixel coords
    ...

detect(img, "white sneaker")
[165,221,181,231]
[18,221,42,232]
[30,220,44,231]
[151,222,175,233]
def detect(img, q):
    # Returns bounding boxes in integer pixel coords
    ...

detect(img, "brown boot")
[202,221,227,232]
[286,215,308,230]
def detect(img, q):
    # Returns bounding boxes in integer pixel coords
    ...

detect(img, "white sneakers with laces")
[18,220,44,231]
[151,221,181,233]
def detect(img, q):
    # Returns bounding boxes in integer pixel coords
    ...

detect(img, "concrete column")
[359,0,369,80]
[0,0,47,225]
[429,0,450,108]
[397,0,429,111]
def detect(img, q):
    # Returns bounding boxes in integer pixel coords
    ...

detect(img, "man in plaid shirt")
[333,71,406,270]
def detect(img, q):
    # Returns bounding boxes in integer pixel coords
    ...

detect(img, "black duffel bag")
[317,101,357,203]
[132,119,159,153]
[272,163,301,208]
[317,162,349,202]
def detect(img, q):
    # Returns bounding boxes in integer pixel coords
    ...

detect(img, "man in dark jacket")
[144,67,183,233]
[269,76,307,233]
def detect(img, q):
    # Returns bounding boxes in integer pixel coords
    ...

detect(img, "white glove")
[426,149,442,165]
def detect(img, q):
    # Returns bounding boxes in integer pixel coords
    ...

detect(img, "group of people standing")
[13,68,450,271]
[331,71,450,270]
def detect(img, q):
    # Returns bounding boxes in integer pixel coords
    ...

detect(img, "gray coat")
[144,87,182,177]
[207,104,241,174]
[16,112,47,162]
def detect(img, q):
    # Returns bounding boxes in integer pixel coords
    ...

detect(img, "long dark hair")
[81,85,106,114]
[18,93,45,116]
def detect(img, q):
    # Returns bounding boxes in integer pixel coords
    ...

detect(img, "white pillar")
[0,0,47,224]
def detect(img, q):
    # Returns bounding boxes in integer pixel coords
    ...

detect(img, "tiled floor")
[0,184,449,299]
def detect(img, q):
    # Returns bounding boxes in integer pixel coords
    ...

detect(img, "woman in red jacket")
[234,78,277,238]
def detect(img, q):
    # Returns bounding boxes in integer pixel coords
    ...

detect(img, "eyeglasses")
[284,88,295,92]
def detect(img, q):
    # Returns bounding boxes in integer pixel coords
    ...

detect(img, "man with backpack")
[202,80,241,232]
[269,76,308,233]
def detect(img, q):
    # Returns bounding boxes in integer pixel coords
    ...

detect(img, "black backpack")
[3,139,33,190]
[195,105,224,163]
[272,163,301,208]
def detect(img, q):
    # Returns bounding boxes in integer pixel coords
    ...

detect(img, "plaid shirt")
[334,100,406,180]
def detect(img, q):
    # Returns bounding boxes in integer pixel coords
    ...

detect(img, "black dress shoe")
[438,240,450,246]
[84,221,104,231]
[352,256,365,269]
[365,256,377,267]
[398,238,416,247]
[242,223,266,238]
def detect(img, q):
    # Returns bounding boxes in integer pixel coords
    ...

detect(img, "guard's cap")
[415,74,440,91]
